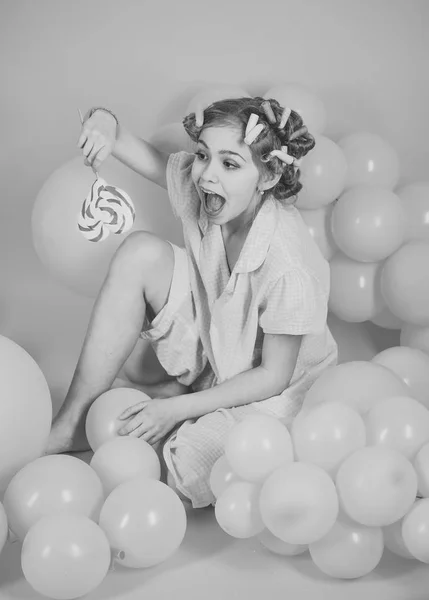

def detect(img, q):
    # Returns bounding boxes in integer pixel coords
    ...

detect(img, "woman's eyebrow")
[198,139,246,161]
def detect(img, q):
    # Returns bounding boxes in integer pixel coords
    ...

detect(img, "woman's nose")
[201,160,219,184]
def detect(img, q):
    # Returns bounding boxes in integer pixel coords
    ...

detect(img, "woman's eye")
[195,151,206,160]
[224,161,238,169]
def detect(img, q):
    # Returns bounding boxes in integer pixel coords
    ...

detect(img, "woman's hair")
[182,96,315,204]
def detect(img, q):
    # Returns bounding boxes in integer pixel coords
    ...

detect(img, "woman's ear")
[259,172,282,193]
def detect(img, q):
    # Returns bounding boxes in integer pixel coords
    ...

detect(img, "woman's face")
[191,125,263,230]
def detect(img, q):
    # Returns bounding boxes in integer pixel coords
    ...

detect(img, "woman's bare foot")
[44,413,90,455]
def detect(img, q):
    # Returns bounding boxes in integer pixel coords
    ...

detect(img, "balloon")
[149,122,196,154]
[328,253,385,323]
[335,446,417,526]
[85,387,151,452]
[401,323,429,356]
[21,515,111,600]
[3,455,104,541]
[413,443,429,497]
[32,156,183,298]
[209,454,242,499]
[185,84,251,117]
[402,498,429,562]
[264,83,327,134]
[302,360,411,416]
[383,517,415,559]
[98,477,186,568]
[309,512,384,579]
[0,335,52,494]
[90,436,161,496]
[291,402,366,477]
[331,185,404,262]
[295,136,347,209]
[215,481,264,539]
[365,396,429,459]
[381,241,429,326]
[338,132,400,190]
[0,501,8,556]
[396,182,429,243]
[259,462,339,545]
[257,528,308,556]
[371,306,403,330]
[224,414,293,483]
[298,205,337,261]
[372,346,429,407]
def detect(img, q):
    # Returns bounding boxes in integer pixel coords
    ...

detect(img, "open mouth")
[201,190,226,217]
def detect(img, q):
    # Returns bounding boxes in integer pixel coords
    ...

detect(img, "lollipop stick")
[78,108,98,177]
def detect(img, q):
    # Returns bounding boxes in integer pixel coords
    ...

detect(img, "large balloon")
[331,185,404,262]
[302,361,411,415]
[224,414,293,483]
[85,387,151,452]
[259,462,338,545]
[309,513,384,579]
[90,436,161,496]
[338,132,400,190]
[4,455,104,541]
[185,84,251,117]
[214,481,264,539]
[21,515,111,600]
[372,346,429,407]
[99,477,187,568]
[32,156,183,298]
[328,253,385,323]
[381,241,429,326]
[264,84,327,134]
[0,335,51,493]
[396,182,429,243]
[295,136,347,209]
[335,446,417,526]
[298,204,337,261]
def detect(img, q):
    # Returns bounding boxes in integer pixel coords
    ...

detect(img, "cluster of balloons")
[0,384,187,599]
[211,350,429,579]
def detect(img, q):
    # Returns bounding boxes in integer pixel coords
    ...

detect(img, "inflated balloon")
[302,361,411,416]
[259,462,339,545]
[383,517,415,559]
[264,83,327,134]
[331,185,404,262]
[295,136,347,209]
[32,156,183,298]
[149,122,197,154]
[413,443,429,497]
[292,402,366,477]
[99,477,187,568]
[309,512,384,579]
[185,84,251,119]
[224,414,293,483]
[21,515,111,600]
[365,396,429,459]
[396,182,429,243]
[328,253,385,323]
[257,528,308,556]
[338,132,400,190]
[0,335,51,494]
[3,455,104,541]
[402,499,429,562]
[371,306,403,330]
[372,346,429,407]
[0,501,8,556]
[335,446,417,526]
[85,388,151,452]
[90,436,161,496]
[215,481,264,539]
[298,205,337,261]
[401,322,429,356]
[209,454,242,499]
[381,241,429,326]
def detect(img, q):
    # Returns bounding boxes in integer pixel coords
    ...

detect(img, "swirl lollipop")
[77,109,136,242]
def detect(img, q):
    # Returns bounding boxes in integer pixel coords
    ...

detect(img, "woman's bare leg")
[45,231,176,455]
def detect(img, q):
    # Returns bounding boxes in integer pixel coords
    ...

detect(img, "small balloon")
[209,454,241,499]
[85,387,151,452]
[413,443,429,497]
[396,182,429,243]
[383,517,415,560]
[215,481,265,539]
[402,498,429,562]
[21,515,111,600]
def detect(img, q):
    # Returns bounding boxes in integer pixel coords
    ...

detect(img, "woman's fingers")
[118,401,147,420]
